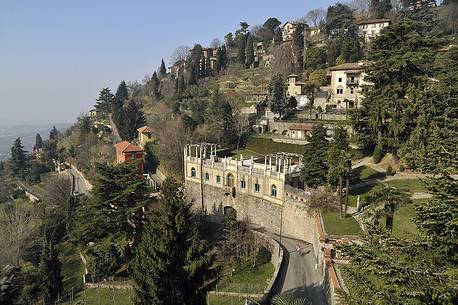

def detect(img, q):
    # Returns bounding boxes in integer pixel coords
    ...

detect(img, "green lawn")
[352,165,386,182]
[347,182,384,207]
[230,149,262,160]
[216,260,274,294]
[322,210,362,236]
[64,288,133,305]
[246,137,305,155]
[386,179,427,194]
[388,205,419,238]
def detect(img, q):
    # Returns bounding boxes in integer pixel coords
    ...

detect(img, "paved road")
[68,166,92,195]
[108,113,122,142]
[263,230,328,305]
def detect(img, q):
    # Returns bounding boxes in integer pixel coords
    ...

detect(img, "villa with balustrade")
[184,143,306,206]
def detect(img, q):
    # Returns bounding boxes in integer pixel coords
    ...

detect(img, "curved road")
[259,229,328,305]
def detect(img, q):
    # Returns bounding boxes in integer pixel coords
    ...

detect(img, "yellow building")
[184,144,303,205]
[286,74,306,97]
[137,126,154,147]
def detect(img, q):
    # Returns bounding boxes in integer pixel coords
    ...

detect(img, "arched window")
[227,173,235,188]
[271,185,277,197]
[191,167,196,178]
[205,172,209,181]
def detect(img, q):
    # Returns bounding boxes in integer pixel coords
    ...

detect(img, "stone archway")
[226,173,235,188]
[223,206,237,219]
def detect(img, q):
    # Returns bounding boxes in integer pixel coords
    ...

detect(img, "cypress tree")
[38,240,63,305]
[10,138,27,178]
[34,133,43,151]
[301,125,328,188]
[151,72,161,100]
[176,73,185,95]
[49,126,58,141]
[268,74,288,119]
[236,34,247,66]
[245,33,255,68]
[159,58,167,77]
[0,161,4,171]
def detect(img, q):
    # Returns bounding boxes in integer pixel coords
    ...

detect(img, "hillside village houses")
[282,21,307,42]
[357,19,391,43]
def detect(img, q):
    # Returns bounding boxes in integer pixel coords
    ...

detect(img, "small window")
[205,173,209,181]
[338,77,342,82]
[216,175,221,183]
[337,88,343,94]
[350,88,354,94]
[255,183,260,193]
[191,168,196,178]
[271,185,277,197]
[241,180,246,189]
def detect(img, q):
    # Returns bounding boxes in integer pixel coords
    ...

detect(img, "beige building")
[286,74,306,97]
[184,144,303,206]
[357,19,390,43]
[282,21,306,42]
[137,126,154,147]
[328,62,367,110]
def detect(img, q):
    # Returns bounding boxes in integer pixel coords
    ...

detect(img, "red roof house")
[114,141,144,172]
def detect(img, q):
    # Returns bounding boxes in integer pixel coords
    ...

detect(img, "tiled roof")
[329,63,363,71]
[115,141,143,154]
[137,126,154,133]
[357,19,391,25]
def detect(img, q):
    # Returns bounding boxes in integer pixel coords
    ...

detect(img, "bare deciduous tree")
[170,45,190,65]
[232,106,252,150]
[301,9,326,27]
[346,0,371,15]
[271,44,295,76]
[0,204,37,266]
[42,175,72,208]
[210,38,222,49]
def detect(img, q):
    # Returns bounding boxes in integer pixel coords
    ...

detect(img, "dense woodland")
[1,1,457,305]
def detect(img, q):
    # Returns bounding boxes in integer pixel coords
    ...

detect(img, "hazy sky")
[0,0,337,126]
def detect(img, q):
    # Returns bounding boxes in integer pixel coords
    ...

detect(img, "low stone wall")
[252,231,284,304]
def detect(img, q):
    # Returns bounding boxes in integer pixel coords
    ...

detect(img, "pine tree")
[132,178,213,305]
[151,72,160,100]
[159,58,167,77]
[34,133,43,151]
[245,33,255,68]
[236,34,247,66]
[73,162,148,245]
[95,87,115,112]
[301,125,328,188]
[10,138,27,178]
[121,100,146,140]
[38,240,63,305]
[352,15,439,162]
